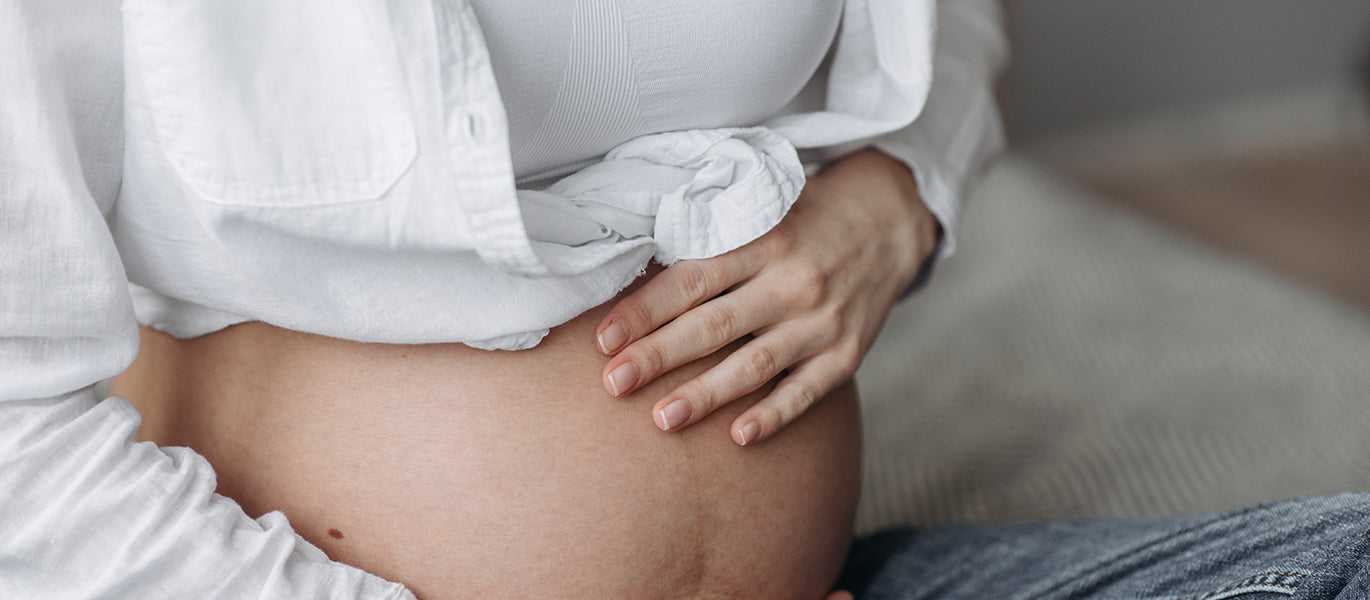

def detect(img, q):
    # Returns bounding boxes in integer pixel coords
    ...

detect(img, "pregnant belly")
[110,273,862,600]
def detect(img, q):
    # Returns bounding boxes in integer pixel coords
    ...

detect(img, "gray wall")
[1006,1,1370,140]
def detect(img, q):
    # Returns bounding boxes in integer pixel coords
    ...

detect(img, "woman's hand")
[595,149,941,445]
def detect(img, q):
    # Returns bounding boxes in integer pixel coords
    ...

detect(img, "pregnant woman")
[12,1,1370,600]
[2,0,1003,598]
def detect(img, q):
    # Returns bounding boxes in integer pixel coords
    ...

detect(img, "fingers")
[601,282,787,397]
[731,350,856,446]
[596,255,762,356]
[649,324,823,432]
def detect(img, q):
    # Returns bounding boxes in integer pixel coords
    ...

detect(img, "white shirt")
[0,0,1007,597]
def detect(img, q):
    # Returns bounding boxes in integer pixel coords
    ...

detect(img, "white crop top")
[469,0,844,181]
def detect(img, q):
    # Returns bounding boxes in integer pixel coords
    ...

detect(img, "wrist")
[816,149,942,286]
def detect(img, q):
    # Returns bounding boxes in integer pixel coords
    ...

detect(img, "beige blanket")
[855,156,1370,533]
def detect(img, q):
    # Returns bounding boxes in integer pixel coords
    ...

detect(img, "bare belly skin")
[110,272,862,600]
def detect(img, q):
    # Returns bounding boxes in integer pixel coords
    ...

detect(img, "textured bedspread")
[855,156,1370,533]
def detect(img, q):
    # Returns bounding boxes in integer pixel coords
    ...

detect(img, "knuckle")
[800,309,842,349]
[751,375,831,440]
[753,404,785,434]
[680,379,718,411]
[764,223,799,255]
[788,264,827,306]
[834,340,863,373]
[760,285,788,309]
[808,326,838,350]
[631,343,667,377]
[789,379,823,410]
[675,261,715,301]
[812,325,840,350]
[699,307,737,346]
[815,305,843,332]
[738,345,781,383]
[619,300,655,334]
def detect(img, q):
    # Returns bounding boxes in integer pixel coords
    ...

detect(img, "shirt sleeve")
[873,0,1009,268]
[0,2,412,598]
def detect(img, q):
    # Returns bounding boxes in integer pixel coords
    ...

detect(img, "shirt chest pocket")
[124,0,417,208]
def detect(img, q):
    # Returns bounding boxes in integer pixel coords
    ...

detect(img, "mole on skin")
[328,528,345,539]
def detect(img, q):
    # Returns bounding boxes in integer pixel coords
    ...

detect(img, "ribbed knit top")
[468,0,845,181]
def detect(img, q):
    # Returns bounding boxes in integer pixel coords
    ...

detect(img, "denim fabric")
[839,492,1370,599]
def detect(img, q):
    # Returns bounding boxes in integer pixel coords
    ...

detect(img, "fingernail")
[737,422,761,446]
[598,322,629,354]
[607,362,638,396]
[657,399,691,431]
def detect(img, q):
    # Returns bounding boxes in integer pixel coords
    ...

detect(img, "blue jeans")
[838,492,1370,599]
